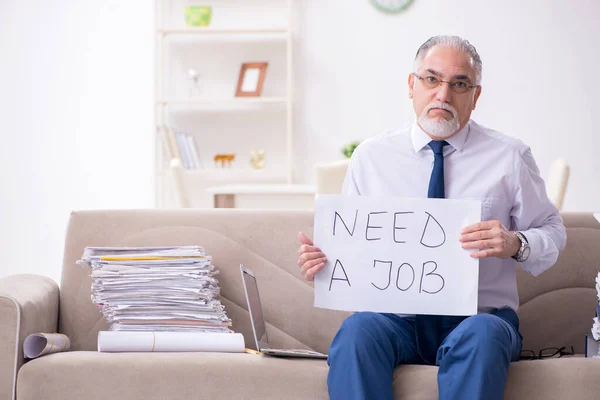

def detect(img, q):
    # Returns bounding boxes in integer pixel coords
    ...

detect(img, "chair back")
[546,157,570,210]
[315,159,350,194]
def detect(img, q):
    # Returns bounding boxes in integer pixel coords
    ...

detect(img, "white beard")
[418,102,460,138]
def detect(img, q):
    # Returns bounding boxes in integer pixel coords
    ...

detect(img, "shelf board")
[184,168,284,175]
[160,168,288,183]
[206,183,315,195]
[158,27,289,36]
[158,97,289,111]
[160,97,288,105]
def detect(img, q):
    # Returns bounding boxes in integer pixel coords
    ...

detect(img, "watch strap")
[512,231,529,262]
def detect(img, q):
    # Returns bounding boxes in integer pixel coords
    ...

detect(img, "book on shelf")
[175,131,192,169]
[186,134,202,168]
[160,125,202,170]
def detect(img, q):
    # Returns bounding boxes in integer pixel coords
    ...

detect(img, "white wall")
[294,0,600,212]
[0,0,154,282]
[1,0,598,283]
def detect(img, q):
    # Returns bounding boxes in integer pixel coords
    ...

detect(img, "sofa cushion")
[17,352,330,400]
[16,352,600,400]
[504,357,600,399]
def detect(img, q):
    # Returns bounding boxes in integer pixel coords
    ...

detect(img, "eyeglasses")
[520,346,574,360]
[412,73,480,94]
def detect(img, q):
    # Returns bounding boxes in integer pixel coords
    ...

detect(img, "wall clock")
[370,0,414,14]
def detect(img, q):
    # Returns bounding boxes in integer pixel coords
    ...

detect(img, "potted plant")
[342,141,361,158]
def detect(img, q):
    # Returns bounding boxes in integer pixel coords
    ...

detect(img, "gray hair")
[414,36,482,84]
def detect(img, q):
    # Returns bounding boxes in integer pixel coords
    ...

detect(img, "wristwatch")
[512,231,530,262]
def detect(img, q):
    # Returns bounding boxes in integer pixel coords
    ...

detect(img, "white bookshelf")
[154,0,294,208]
[158,28,289,35]
[159,97,289,107]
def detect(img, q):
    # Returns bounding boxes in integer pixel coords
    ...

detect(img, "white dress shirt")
[342,119,567,312]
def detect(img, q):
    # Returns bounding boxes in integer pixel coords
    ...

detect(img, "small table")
[205,183,316,209]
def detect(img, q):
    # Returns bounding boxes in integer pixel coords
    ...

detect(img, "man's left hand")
[459,220,521,259]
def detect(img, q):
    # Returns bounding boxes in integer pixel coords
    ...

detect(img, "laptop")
[240,264,328,359]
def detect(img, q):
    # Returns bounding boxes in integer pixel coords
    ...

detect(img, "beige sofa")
[1,210,600,400]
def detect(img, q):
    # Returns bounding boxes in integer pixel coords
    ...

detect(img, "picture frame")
[235,62,268,97]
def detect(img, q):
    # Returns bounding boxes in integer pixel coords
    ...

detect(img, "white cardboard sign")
[313,195,481,316]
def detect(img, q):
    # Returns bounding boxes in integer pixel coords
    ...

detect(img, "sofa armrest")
[0,274,59,400]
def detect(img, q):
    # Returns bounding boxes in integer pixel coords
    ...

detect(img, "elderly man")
[297,35,566,400]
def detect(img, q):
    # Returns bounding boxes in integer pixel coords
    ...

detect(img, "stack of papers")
[78,246,232,333]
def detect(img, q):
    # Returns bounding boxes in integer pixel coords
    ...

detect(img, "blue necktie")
[415,140,450,364]
[427,140,448,199]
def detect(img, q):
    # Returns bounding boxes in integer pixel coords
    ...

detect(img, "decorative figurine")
[249,149,265,169]
[214,154,235,168]
[188,68,202,97]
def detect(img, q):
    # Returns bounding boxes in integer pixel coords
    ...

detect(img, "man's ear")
[408,73,415,99]
[472,86,482,110]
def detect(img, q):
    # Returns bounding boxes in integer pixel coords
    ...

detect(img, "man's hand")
[459,220,521,259]
[297,232,327,281]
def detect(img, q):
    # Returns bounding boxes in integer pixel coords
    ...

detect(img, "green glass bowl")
[184,6,212,27]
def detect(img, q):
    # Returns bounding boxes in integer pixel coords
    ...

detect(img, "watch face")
[521,246,531,261]
[371,0,415,14]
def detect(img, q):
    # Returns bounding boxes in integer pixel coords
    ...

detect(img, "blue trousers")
[327,310,522,400]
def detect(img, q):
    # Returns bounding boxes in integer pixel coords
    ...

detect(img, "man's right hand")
[297,232,327,281]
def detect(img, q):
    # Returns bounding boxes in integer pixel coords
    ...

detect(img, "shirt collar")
[411,120,471,154]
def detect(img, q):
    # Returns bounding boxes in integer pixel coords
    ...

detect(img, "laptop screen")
[241,267,269,347]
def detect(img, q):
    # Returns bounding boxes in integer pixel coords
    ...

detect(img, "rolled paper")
[97,331,245,353]
[24,333,71,359]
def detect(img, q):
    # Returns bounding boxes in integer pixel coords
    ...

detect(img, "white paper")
[594,272,600,340]
[592,318,600,341]
[81,246,232,334]
[313,195,481,316]
[594,213,600,225]
[586,334,600,358]
[596,272,600,302]
[79,246,207,264]
[23,333,71,359]
[97,331,245,353]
